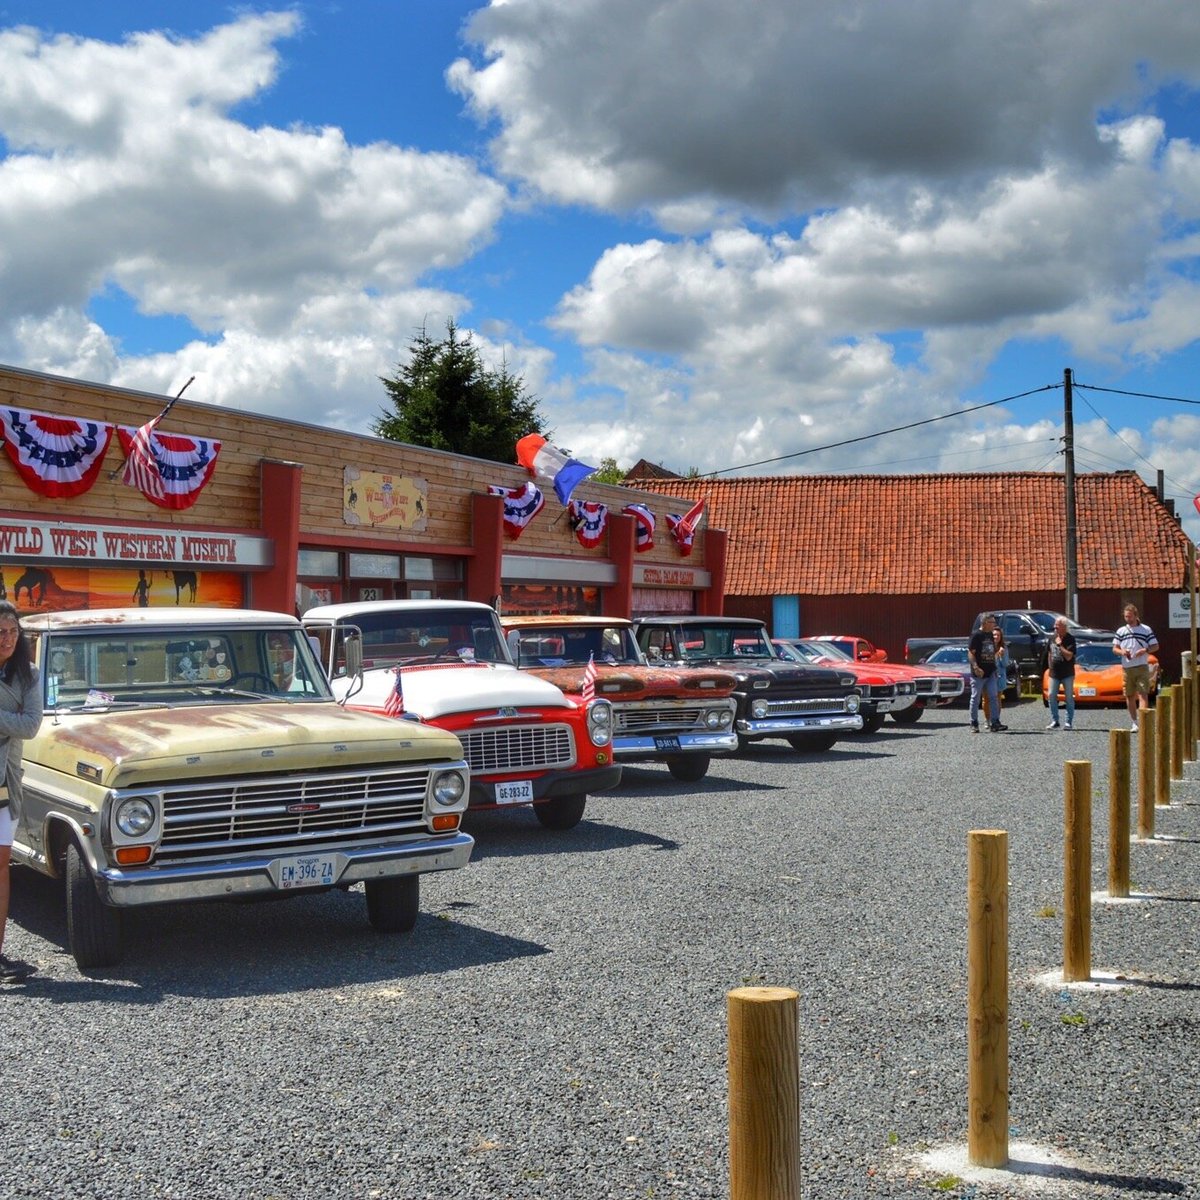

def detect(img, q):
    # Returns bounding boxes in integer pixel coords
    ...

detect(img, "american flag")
[581,653,598,704]
[122,414,167,500]
[383,667,405,716]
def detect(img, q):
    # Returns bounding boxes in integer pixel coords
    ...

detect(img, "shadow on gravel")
[1000,1158,1184,1194]
[9,864,549,1000]
[462,807,679,861]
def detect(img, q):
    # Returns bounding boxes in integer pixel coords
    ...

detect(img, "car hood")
[520,662,735,699]
[28,703,464,789]
[332,661,572,719]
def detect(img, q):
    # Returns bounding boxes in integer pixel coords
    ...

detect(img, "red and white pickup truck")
[501,614,738,782]
[303,600,622,830]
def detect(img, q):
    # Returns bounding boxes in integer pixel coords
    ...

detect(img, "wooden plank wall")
[0,366,710,574]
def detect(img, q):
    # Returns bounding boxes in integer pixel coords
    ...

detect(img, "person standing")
[1113,603,1158,731]
[968,613,1006,733]
[1045,616,1077,730]
[982,625,1010,726]
[0,601,44,984]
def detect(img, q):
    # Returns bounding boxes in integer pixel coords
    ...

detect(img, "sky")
[4,2,1200,537]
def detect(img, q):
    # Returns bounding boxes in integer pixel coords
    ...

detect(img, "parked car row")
[12,602,970,973]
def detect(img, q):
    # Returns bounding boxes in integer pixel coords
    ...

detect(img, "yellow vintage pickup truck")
[12,608,473,969]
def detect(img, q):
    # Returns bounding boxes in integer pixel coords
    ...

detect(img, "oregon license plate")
[276,852,339,890]
[653,735,682,752]
[496,779,534,805]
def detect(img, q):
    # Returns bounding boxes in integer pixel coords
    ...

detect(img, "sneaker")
[1063,721,1073,730]
[1046,720,1060,729]
[1130,722,1138,733]
[0,954,36,983]
[970,723,979,733]
[990,723,1008,732]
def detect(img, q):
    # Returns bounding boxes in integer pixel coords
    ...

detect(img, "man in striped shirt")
[1113,604,1159,732]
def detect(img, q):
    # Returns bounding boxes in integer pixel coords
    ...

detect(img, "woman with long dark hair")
[0,601,43,983]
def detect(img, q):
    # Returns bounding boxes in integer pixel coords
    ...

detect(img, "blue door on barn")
[772,595,800,638]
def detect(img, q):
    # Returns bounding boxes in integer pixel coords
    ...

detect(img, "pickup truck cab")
[302,600,621,831]
[502,615,737,782]
[15,608,473,969]
[634,616,862,752]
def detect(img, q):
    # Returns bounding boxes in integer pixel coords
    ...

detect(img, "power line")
[699,383,1061,478]
[1074,381,1200,407]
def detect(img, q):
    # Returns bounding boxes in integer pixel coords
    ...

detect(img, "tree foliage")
[591,456,627,484]
[375,320,547,463]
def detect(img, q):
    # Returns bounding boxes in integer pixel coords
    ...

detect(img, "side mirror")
[343,630,363,679]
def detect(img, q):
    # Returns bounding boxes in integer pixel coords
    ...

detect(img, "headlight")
[432,770,467,807]
[705,709,723,729]
[587,699,612,745]
[846,694,861,713]
[115,797,155,837]
[750,698,769,719]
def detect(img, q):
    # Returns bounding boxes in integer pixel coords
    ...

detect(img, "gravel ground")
[2,695,1198,1199]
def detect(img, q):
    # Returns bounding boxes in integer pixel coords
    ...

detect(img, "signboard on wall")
[1169,592,1195,629]
[343,468,429,531]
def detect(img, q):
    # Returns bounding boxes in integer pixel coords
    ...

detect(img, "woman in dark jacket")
[0,601,44,983]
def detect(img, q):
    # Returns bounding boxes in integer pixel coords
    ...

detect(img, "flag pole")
[107,375,194,481]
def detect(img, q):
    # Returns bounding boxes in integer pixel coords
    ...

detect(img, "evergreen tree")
[375,320,547,462]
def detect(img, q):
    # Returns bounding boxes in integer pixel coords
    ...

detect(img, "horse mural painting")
[13,566,53,606]
[170,571,198,604]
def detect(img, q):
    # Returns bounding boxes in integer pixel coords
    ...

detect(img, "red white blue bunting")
[487,480,545,540]
[0,407,114,498]
[622,503,656,552]
[116,425,222,510]
[568,499,608,549]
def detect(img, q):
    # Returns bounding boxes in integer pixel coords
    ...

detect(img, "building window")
[404,556,462,582]
[298,550,340,578]
[348,553,401,580]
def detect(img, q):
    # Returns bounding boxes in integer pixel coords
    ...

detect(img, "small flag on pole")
[122,413,167,500]
[515,433,597,505]
[383,666,405,716]
[581,653,598,704]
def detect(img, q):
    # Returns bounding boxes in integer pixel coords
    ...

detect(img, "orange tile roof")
[645,471,1191,595]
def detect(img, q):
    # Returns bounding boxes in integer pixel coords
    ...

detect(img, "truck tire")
[65,841,123,970]
[861,713,886,734]
[534,794,587,830]
[890,705,924,725]
[666,754,710,783]
[787,733,838,753]
[365,873,419,932]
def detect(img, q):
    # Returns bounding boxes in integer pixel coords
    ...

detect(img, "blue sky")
[3,2,1200,538]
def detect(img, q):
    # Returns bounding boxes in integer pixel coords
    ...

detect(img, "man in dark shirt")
[1045,616,1077,730]
[968,613,1006,733]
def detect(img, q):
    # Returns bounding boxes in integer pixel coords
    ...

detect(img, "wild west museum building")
[0,364,725,621]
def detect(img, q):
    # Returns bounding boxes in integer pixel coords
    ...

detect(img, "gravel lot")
[3,695,1199,1199]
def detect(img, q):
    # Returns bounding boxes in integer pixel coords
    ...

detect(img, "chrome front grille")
[158,766,434,860]
[615,701,709,735]
[765,697,852,716]
[914,675,965,697]
[458,723,575,773]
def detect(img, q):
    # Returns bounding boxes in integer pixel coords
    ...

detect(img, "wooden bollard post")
[1191,672,1199,764]
[967,830,1008,1168]
[1108,730,1131,897]
[1138,708,1156,839]
[1182,653,1195,763]
[1156,689,1172,807]
[1063,761,1092,983]
[728,986,800,1200]
[1172,683,1186,779]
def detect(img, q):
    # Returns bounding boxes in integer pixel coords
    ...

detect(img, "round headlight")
[750,698,769,719]
[705,709,722,729]
[846,694,861,713]
[115,797,154,837]
[587,699,612,745]
[433,770,466,807]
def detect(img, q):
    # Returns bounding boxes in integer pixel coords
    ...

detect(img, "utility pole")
[1063,367,1078,620]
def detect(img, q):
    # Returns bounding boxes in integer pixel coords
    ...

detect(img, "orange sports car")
[1042,643,1160,706]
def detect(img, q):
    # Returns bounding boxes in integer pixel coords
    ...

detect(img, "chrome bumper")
[94,831,475,908]
[738,713,864,736]
[614,730,739,757]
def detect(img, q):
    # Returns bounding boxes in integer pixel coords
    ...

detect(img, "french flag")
[516,433,597,505]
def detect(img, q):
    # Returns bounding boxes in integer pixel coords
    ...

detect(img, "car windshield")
[1075,644,1124,668]
[316,608,510,676]
[643,624,773,660]
[508,624,640,667]
[805,640,853,661]
[927,647,969,665]
[40,626,330,708]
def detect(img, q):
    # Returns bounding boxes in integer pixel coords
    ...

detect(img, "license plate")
[276,852,339,890]
[496,779,534,805]
[1078,687,1096,697]
[654,735,682,752]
